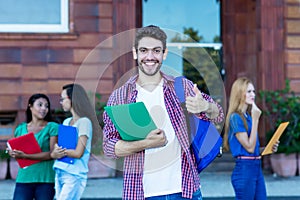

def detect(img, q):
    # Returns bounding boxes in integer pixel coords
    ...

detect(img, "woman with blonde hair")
[223,77,278,200]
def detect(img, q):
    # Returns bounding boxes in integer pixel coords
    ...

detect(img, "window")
[143,0,224,101]
[0,111,16,141]
[0,0,69,33]
[142,0,222,77]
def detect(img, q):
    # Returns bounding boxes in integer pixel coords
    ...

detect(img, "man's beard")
[137,59,162,76]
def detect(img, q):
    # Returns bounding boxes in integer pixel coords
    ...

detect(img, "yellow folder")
[261,122,289,156]
[104,102,157,141]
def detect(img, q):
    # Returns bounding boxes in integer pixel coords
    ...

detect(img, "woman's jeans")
[13,182,55,200]
[55,169,87,200]
[231,159,266,200]
[145,189,202,200]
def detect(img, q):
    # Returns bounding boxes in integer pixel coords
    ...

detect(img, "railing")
[167,42,222,50]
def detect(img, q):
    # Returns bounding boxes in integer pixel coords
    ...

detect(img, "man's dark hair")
[134,25,167,50]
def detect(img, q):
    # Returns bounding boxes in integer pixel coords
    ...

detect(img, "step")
[203,152,235,172]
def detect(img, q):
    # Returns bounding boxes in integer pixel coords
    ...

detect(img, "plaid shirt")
[103,72,224,200]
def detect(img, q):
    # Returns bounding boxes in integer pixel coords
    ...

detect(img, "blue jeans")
[54,169,87,200]
[145,189,202,200]
[231,159,266,200]
[13,182,55,200]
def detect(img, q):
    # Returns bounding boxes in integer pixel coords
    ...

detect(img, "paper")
[58,125,78,164]
[261,122,289,156]
[104,102,157,141]
[7,132,42,168]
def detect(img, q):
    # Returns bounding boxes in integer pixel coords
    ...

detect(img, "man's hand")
[186,84,209,114]
[145,129,167,149]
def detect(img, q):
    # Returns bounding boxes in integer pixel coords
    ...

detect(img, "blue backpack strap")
[174,75,195,138]
[174,76,185,103]
[174,76,223,173]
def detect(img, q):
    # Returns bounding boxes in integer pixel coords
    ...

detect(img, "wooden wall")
[221,0,256,95]
[0,0,142,125]
[285,0,300,93]
[222,0,300,97]
[257,0,285,92]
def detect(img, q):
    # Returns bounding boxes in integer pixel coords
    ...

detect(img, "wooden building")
[0,0,299,143]
[0,0,142,131]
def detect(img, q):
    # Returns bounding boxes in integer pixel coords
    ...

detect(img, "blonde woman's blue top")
[228,112,260,157]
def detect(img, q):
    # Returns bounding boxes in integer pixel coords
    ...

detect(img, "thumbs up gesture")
[186,84,209,114]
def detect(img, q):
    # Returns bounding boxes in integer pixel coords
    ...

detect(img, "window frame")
[0,0,69,33]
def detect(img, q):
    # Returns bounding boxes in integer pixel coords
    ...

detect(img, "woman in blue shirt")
[223,77,279,200]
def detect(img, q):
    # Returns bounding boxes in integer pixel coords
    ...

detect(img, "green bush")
[259,80,300,154]
[0,149,9,160]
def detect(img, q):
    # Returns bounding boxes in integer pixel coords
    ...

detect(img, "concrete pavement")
[0,171,299,199]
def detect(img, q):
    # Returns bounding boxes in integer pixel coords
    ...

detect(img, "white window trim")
[0,0,69,33]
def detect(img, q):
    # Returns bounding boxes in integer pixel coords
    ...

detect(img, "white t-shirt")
[53,117,92,179]
[136,81,182,197]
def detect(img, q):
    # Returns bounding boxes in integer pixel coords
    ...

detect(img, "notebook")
[104,102,157,141]
[261,122,289,156]
[7,132,42,168]
[58,125,78,164]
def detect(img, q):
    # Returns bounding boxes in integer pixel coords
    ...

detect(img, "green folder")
[104,102,157,141]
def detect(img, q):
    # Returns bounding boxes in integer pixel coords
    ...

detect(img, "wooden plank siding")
[221,1,287,99]
[257,0,285,92]
[112,0,142,85]
[285,0,300,92]
[222,0,286,93]
[221,0,258,98]
[0,0,142,125]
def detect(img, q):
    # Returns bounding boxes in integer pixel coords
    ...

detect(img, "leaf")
[259,79,300,154]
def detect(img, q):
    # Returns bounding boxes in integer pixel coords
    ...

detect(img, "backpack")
[174,76,223,173]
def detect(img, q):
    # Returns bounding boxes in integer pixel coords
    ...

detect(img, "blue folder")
[58,125,78,164]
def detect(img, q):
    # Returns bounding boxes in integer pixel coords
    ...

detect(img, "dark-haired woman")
[51,83,100,200]
[8,93,58,200]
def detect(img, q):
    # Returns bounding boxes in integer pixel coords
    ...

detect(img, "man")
[103,25,224,200]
